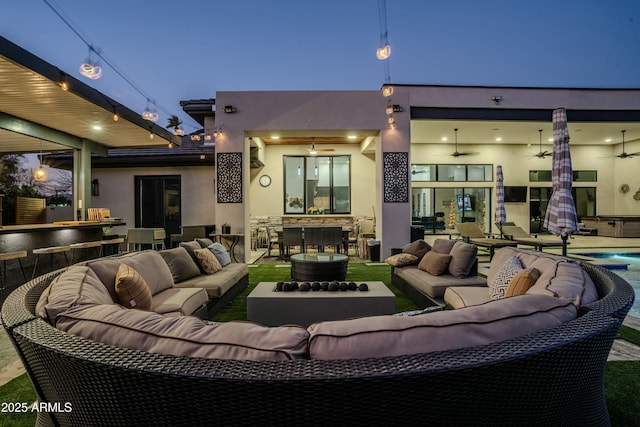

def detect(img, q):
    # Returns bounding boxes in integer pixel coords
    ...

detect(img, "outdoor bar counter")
[581,215,640,238]
[0,221,125,293]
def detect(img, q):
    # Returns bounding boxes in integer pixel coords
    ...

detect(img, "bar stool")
[70,241,103,263]
[0,251,28,289]
[99,237,125,257]
[31,246,71,279]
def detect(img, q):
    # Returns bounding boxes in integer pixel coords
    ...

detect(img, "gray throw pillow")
[179,241,208,274]
[448,241,477,278]
[208,242,231,267]
[432,239,457,254]
[159,247,201,283]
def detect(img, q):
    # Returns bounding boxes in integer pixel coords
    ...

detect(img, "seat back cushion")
[55,304,310,361]
[160,247,201,283]
[307,294,577,360]
[36,265,115,324]
[179,241,208,274]
[208,242,232,267]
[432,239,457,254]
[196,238,215,248]
[86,251,174,299]
[488,247,598,307]
[448,240,478,278]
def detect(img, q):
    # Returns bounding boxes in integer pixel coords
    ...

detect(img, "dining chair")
[282,227,303,258]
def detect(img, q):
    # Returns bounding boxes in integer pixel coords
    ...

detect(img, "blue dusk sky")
[2,0,640,131]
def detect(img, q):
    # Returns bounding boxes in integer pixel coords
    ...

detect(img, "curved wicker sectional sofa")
[2,254,635,427]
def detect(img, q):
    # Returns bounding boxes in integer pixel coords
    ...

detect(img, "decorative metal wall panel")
[216,152,242,203]
[383,152,409,203]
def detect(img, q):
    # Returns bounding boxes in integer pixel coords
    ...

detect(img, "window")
[283,156,350,214]
[412,164,493,182]
[529,170,597,182]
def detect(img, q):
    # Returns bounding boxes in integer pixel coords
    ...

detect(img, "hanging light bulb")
[79,47,102,79]
[34,142,47,182]
[142,99,159,122]
[376,44,391,60]
[149,132,154,140]
[381,86,394,97]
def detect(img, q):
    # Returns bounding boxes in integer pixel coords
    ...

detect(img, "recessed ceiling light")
[271,135,280,140]
[605,138,612,143]
[441,137,448,142]
[347,135,357,140]
[548,138,553,142]
[496,137,502,142]
[92,125,102,131]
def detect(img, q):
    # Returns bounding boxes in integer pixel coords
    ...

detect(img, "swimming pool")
[576,252,640,319]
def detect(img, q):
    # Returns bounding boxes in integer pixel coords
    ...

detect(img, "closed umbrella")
[494,165,506,239]
[543,108,578,256]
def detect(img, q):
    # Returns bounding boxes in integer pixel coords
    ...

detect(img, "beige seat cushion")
[393,265,487,299]
[115,264,153,311]
[175,263,248,298]
[444,286,491,309]
[36,266,115,324]
[307,294,577,360]
[55,304,310,361]
[152,287,209,316]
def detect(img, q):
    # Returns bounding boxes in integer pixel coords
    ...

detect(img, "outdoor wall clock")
[259,175,271,187]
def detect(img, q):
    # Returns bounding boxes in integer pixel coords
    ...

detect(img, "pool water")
[578,253,640,319]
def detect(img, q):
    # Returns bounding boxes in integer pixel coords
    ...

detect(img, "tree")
[166,115,183,135]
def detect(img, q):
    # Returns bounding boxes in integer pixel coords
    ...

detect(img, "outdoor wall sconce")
[392,104,403,112]
[91,179,99,196]
[491,96,503,105]
[223,105,236,113]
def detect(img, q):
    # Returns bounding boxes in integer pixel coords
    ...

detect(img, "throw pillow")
[448,240,478,278]
[208,242,232,267]
[159,247,201,283]
[402,239,431,259]
[385,253,419,267]
[505,267,541,297]
[115,264,153,311]
[490,256,523,300]
[194,248,223,274]
[393,305,443,316]
[196,238,215,248]
[418,251,452,276]
[432,239,457,254]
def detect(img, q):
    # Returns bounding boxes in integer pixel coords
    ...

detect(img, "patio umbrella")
[494,165,506,239]
[543,108,578,256]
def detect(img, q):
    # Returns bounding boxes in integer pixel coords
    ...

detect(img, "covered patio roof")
[0,35,180,155]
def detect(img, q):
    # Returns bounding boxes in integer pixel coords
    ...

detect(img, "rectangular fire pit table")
[290,253,348,281]
[247,281,396,327]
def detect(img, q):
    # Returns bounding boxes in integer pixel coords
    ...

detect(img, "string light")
[79,46,102,79]
[34,141,47,181]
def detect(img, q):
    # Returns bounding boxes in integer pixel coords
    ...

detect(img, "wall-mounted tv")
[504,186,527,202]
[456,194,472,211]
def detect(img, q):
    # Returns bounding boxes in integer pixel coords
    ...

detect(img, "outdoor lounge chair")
[455,222,517,260]
[500,225,566,252]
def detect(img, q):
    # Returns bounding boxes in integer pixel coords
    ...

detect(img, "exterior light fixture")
[200,154,206,160]
[204,134,212,141]
[191,134,202,142]
[149,132,154,140]
[376,44,391,60]
[142,99,159,122]
[381,86,394,97]
[34,141,47,182]
[79,47,102,80]
[223,105,236,113]
[491,96,503,105]
[168,142,174,148]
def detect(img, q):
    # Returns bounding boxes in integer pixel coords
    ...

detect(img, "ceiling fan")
[614,130,640,159]
[306,137,334,154]
[531,129,552,158]
[450,128,475,157]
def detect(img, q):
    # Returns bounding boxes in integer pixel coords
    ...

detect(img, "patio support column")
[378,88,411,259]
[73,140,92,220]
